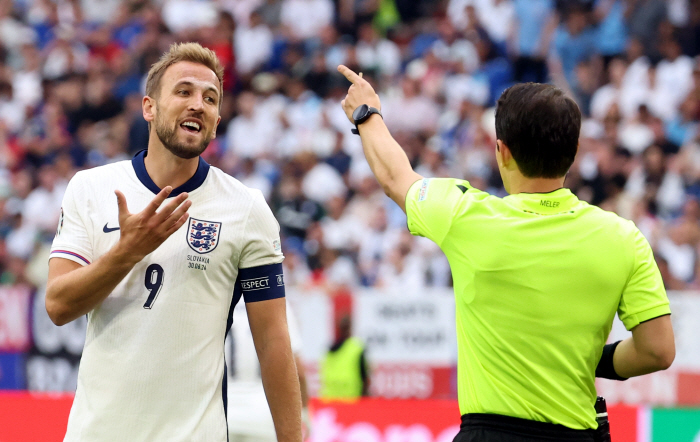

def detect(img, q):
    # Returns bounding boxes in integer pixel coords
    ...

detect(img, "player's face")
[152,61,222,159]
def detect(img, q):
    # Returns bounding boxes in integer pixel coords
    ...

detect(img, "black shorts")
[453,413,596,442]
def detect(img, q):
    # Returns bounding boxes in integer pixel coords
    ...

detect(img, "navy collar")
[131,149,210,197]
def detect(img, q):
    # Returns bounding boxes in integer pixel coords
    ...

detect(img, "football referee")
[338,66,675,442]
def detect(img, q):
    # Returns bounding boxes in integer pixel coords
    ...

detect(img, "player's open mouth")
[180,121,202,133]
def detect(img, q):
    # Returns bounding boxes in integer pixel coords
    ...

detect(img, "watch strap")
[351,106,382,135]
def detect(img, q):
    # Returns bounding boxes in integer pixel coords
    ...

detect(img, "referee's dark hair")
[495,83,581,179]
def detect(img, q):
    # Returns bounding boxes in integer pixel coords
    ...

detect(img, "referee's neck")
[506,175,567,195]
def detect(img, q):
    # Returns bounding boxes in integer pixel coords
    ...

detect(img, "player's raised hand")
[114,186,191,263]
[338,65,381,123]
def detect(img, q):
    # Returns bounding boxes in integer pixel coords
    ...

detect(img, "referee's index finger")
[338,65,362,84]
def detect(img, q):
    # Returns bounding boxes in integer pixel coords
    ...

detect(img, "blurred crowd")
[2,0,700,293]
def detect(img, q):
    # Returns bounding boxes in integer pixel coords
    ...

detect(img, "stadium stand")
[1,0,699,394]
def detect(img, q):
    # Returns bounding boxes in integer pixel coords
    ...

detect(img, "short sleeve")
[618,228,671,330]
[239,190,284,268]
[405,178,467,246]
[50,173,94,266]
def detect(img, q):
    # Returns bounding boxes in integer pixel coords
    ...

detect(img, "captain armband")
[238,262,285,303]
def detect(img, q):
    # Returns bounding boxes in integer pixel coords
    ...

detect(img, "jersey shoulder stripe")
[51,250,90,264]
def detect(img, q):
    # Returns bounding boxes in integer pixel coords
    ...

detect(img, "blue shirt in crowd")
[553,25,598,86]
[514,0,554,57]
[596,0,627,56]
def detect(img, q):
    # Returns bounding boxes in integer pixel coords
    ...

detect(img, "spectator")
[626,0,666,58]
[590,57,627,121]
[648,35,694,121]
[549,7,598,93]
[226,90,279,159]
[234,9,274,75]
[280,0,334,41]
[512,0,556,83]
[382,76,440,133]
[355,22,401,77]
[594,0,627,63]
[161,0,219,34]
[319,315,369,399]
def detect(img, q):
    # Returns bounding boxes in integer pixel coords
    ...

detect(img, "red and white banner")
[304,363,454,400]
[309,398,461,442]
[369,365,453,400]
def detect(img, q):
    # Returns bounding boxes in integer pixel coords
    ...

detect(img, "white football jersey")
[50,151,284,442]
[225,301,302,439]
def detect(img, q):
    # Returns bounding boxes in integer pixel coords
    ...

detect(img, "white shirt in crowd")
[161,0,219,33]
[447,0,515,43]
[280,0,334,40]
[235,24,274,75]
[648,55,694,121]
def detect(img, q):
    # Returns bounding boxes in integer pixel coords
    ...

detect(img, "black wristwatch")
[351,104,382,135]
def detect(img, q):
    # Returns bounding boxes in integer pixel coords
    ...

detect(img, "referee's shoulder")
[578,199,642,238]
[429,177,492,198]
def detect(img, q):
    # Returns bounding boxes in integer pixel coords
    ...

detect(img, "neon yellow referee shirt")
[406,178,671,430]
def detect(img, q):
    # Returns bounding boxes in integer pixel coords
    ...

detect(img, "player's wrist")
[109,241,145,268]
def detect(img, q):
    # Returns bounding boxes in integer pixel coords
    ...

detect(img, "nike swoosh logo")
[103,223,120,233]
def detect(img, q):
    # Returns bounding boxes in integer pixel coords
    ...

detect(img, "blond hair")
[145,42,224,106]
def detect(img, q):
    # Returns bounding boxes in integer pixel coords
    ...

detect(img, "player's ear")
[212,115,221,139]
[143,96,156,124]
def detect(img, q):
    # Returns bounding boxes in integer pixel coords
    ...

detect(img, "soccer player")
[338,65,675,442]
[45,43,302,442]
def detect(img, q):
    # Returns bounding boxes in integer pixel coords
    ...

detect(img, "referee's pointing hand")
[338,65,381,123]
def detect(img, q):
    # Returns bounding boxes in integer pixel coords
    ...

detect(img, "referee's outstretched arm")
[338,65,422,212]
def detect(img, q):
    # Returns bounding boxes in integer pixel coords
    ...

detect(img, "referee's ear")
[496,140,513,169]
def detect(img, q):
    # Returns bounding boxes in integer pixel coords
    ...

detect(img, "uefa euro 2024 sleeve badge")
[187,218,222,254]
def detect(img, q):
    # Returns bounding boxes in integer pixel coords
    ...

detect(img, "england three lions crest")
[187,218,221,254]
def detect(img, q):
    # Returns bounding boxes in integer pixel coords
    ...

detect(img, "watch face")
[353,104,369,122]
